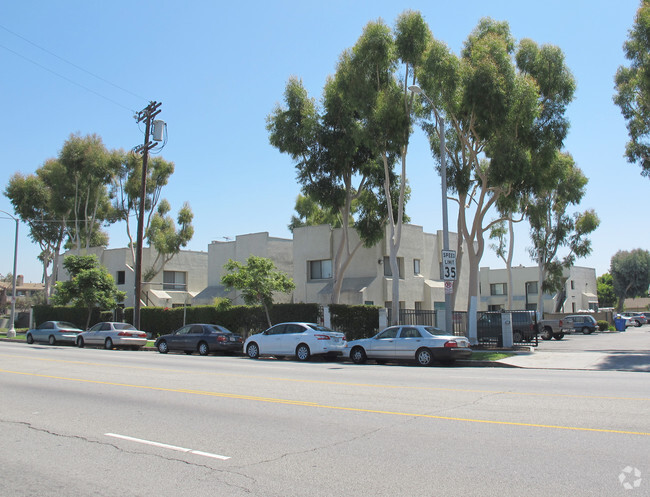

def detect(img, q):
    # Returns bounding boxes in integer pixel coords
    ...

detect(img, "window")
[413,259,421,275]
[383,256,404,278]
[571,280,575,290]
[309,259,332,280]
[415,301,423,311]
[163,271,186,290]
[488,304,503,311]
[400,327,422,338]
[490,283,507,296]
[117,271,125,285]
[525,281,538,294]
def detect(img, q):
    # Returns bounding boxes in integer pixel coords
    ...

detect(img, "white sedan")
[346,325,472,366]
[244,322,347,361]
[77,322,148,350]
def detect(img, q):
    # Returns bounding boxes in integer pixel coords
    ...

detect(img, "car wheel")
[415,348,433,367]
[635,320,642,327]
[513,331,523,343]
[198,342,209,356]
[26,333,34,344]
[541,327,553,340]
[296,344,311,362]
[104,338,114,350]
[77,337,85,348]
[157,340,169,354]
[48,335,56,346]
[582,327,591,335]
[553,333,564,340]
[350,346,367,364]
[246,342,259,359]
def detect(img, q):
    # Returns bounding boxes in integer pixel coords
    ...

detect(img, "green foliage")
[144,200,194,281]
[610,249,650,309]
[597,320,611,332]
[51,254,126,328]
[614,0,650,174]
[597,273,617,308]
[329,304,380,340]
[221,256,295,327]
[213,297,232,312]
[528,152,600,295]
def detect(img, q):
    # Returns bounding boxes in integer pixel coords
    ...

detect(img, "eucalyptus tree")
[610,249,650,311]
[5,166,67,302]
[57,133,120,250]
[527,152,600,314]
[267,66,392,305]
[143,200,194,282]
[614,0,650,174]
[111,152,175,265]
[415,18,575,337]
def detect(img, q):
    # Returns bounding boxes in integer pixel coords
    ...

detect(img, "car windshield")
[422,326,449,336]
[113,323,137,330]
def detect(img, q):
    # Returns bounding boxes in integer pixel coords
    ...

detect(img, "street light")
[408,85,453,334]
[0,210,19,338]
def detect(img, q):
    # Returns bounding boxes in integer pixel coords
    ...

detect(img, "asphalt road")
[0,341,648,497]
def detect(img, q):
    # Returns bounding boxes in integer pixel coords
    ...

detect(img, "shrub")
[329,304,380,340]
[597,320,611,331]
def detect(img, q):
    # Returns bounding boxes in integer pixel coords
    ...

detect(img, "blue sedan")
[25,321,83,345]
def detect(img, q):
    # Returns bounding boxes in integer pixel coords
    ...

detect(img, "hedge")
[329,304,380,341]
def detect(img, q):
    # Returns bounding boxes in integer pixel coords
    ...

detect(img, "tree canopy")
[614,0,650,174]
[221,256,295,328]
[610,249,650,311]
[51,254,126,329]
[413,17,577,333]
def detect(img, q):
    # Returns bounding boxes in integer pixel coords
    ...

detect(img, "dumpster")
[614,318,627,332]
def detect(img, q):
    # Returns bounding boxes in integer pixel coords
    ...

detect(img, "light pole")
[408,85,453,334]
[0,210,19,338]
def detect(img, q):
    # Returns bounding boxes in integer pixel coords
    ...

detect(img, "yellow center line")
[1,368,649,437]
[1,353,648,402]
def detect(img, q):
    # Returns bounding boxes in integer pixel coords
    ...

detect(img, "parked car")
[155,323,243,355]
[620,312,647,327]
[346,325,471,366]
[560,315,597,334]
[25,321,83,345]
[244,322,346,361]
[76,322,148,350]
[477,310,538,343]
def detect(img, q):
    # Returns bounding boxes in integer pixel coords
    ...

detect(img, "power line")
[0,23,148,112]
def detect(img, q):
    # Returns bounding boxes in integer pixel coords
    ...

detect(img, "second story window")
[413,259,421,275]
[117,271,125,285]
[490,283,507,296]
[383,256,404,278]
[163,271,187,291]
[309,259,332,280]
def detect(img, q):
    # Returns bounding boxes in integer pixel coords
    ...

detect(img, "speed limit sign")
[442,250,456,281]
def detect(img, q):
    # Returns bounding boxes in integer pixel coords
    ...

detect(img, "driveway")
[497,324,650,371]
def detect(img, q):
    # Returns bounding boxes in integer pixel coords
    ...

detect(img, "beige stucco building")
[193,232,294,305]
[57,247,208,309]
[478,265,598,314]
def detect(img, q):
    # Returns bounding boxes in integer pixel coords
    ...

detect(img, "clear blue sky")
[0,0,643,283]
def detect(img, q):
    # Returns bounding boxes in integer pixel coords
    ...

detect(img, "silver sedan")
[346,325,472,366]
[77,322,148,350]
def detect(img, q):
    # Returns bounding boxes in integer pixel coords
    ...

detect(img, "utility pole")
[133,101,162,330]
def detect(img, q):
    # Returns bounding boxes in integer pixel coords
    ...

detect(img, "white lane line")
[105,433,230,460]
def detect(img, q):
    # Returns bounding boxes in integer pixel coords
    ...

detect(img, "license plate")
[229,336,236,342]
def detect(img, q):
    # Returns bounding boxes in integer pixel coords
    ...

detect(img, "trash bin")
[614,318,626,332]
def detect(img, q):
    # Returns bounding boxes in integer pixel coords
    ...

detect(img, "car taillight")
[217,335,227,342]
[118,332,130,336]
[559,320,563,327]
[314,334,331,340]
[444,340,458,348]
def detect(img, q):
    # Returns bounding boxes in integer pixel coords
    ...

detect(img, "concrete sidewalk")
[493,350,650,371]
